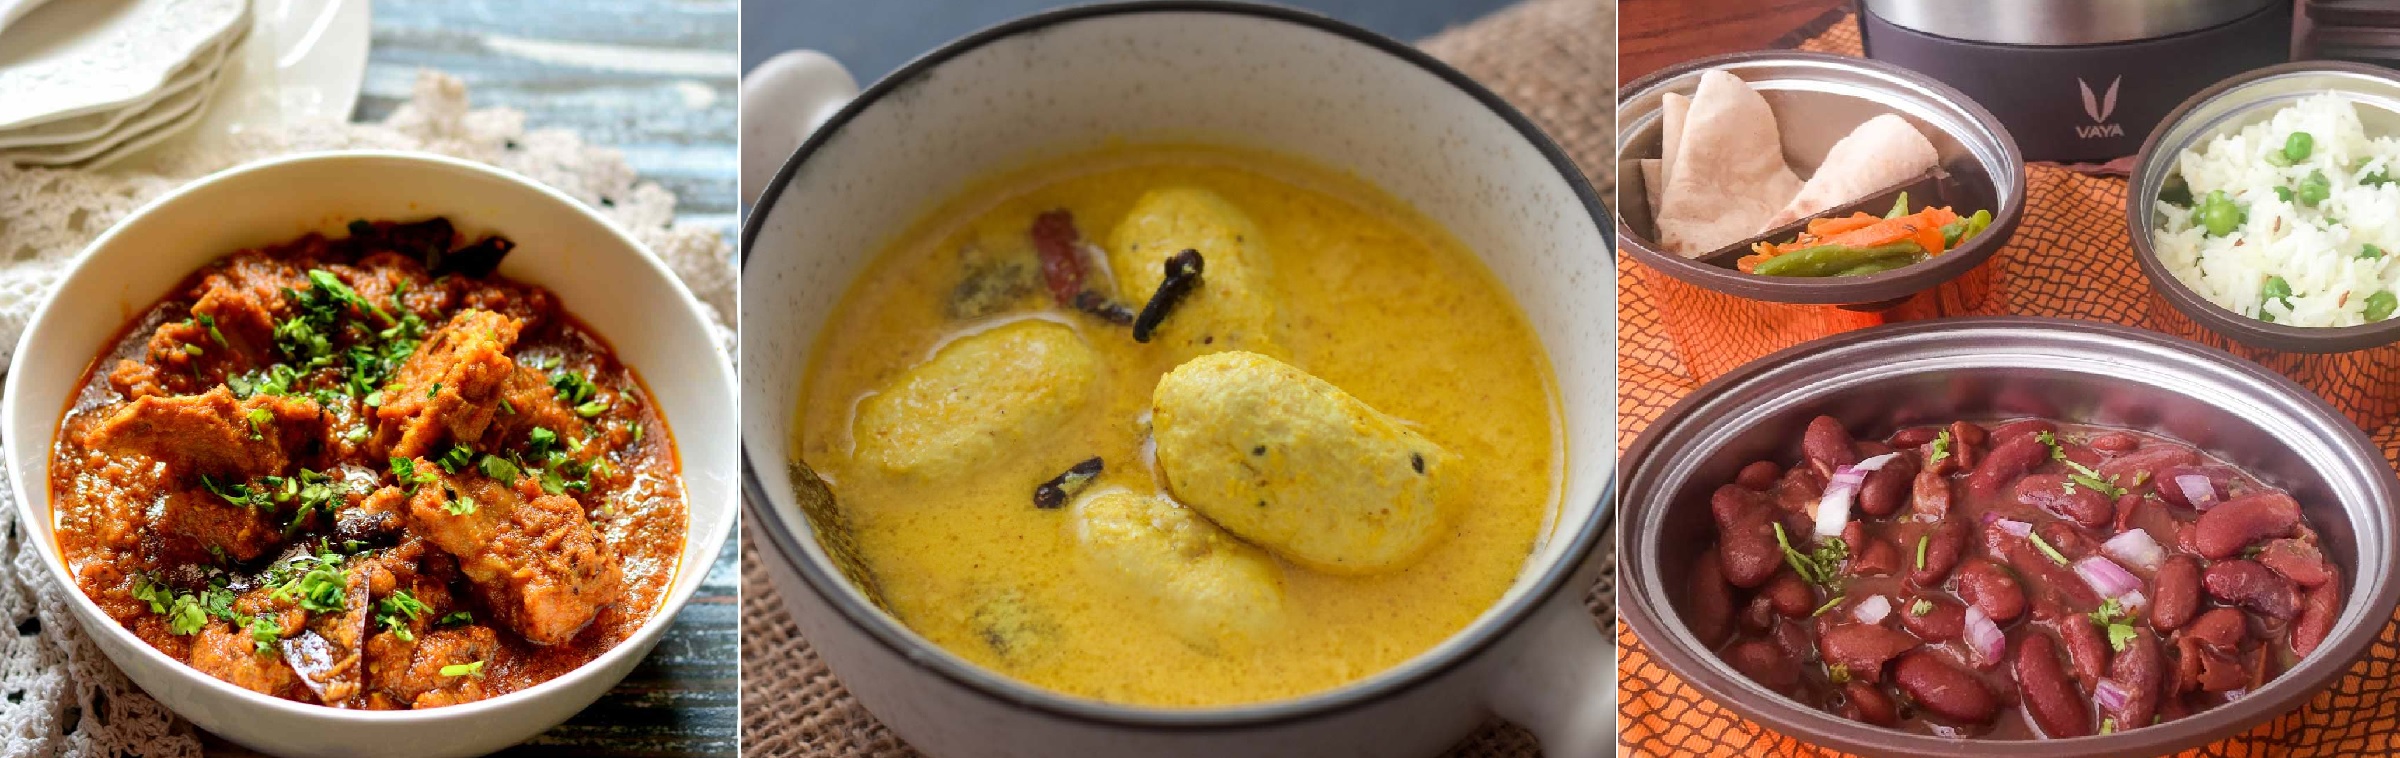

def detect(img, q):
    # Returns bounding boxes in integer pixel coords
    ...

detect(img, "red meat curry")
[48,218,685,709]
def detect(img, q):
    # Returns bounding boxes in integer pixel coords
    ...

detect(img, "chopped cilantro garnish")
[2100,718,2117,735]
[427,381,443,399]
[2089,598,2139,652]
[550,370,599,405]
[527,427,558,456]
[245,407,273,440]
[1773,522,1849,589]
[436,444,475,474]
[574,399,609,417]
[478,454,522,482]
[271,550,348,614]
[1928,430,1952,464]
[1827,663,1852,684]
[1914,534,1929,571]
[1910,599,1933,616]
[391,456,431,493]
[439,611,473,626]
[248,615,282,655]
[445,494,478,516]
[375,590,431,642]
[183,343,203,357]
[196,314,227,347]
[440,660,485,678]
[1811,596,1846,617]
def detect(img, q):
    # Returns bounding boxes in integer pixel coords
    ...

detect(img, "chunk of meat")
[364,624,498,709]
[85,387,323,479]
[852,320,1099,478]
[480,365,592,450]
[1071,489,1286,651]
[1152,350,1452,574]
[373,309,524,459]
[157,486,284,562]
[190,620,302,698]
[403,464,621,645]
[283,567,372,705]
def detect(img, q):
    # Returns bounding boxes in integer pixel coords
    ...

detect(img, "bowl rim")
[738,0,1615,731]
[2127,59,2400,354]
[1616,315,2400,757]
[0,149,740,726]
[1614,50,2027,306]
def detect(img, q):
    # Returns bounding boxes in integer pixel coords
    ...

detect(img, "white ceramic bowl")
[740,3,1615,756]
[0,151,739,758]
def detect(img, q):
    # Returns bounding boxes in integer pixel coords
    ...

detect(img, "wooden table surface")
[1618,0,1847,84]
[204,1,739,756]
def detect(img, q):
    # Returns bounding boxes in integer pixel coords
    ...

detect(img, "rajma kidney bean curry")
[1689,416,2342,738]
[49,219,685,709]
[794,144,1559,706]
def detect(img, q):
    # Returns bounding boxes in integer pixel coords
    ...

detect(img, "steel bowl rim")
[1616,50,2026,306]
[1618,315,2400,757]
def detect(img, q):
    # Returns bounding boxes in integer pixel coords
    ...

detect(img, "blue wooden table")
[203,2,740,755]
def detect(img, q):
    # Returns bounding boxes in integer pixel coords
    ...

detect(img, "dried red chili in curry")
[48,218,686,709]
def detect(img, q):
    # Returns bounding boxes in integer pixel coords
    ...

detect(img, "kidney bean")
[1910,519,1969,588]
[2014,633,2094,738]
[1719,519,1783,590]
[2149,555,2203,631]
[1712,483,1768,529]
[1770,466,1827,516]
[2179,607,2247,652]
[2174,636,2248,694]
[1852,539,1902,578]
[2090,432,2141,453]
[1893,650,1998,724]
[1821,623,1920,683]
[1771,616,1816,662]
[2053,613,2110,690]
[2203,559,2301,620]
[1760,570,1815,619]
[2154,465,2235,509]
[1957,559,2027,622]
[2257,539,2334,588]
[2056,443,2106,474]
[2294,575,2340,658]
[1967,434,2051,498]
[1858,452,1918,518]
[2003,540,2101,609]
[2016,474,2115,529]
[1898,595,1965,643]
[1839,680,1900,727]
[2191,492,2302,559]
[2097,445,2200,493]
[1990,418,2059,446]
[1908,470,1952,521]
[1854,440,1894,459]
[1889,426,1942,448]
[1804,416,1860,476]
[2102,629,2164,730]
[1724,640,1801,690]
[1736,460,1782,491]
[1948,421,1987,471]
[1688,549,1735,646]
[2036,521,2095,560]
[2112,492,2145,532]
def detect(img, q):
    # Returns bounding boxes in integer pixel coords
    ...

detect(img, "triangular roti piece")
[1764,114,1939,229]
[1654,70,1802,256]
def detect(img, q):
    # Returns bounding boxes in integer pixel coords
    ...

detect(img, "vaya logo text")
[2077,76,2126,139]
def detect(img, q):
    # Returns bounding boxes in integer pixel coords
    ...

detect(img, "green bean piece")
[1885,191,1910,220]
[2286,131,2315,163]
[1752,242,1923,278]
[1941,209,1994,247]
[1832,258,1913,277]
[2368,291,2399,322]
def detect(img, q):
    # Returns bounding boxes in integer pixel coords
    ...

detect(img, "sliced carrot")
[1806,213,1881,239]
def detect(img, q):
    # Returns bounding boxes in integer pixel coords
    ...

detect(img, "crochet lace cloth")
[0,71,737,758]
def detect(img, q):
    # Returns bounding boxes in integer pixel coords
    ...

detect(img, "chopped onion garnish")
[2225,688,2248,702]
[1813,453,1901,539]
[1853,595,1893,625]
[2102,529,2165,572]
[1992,519,2033,537]
[2095,679,2129,711]
[2176,473,2220,510]
[2122,590,2148,609]
[1964,605,2005,668]
[2076,555,2144,600]
[1980,511,2001,526]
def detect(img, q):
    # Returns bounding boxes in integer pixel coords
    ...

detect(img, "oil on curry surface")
[793,144,1560,706]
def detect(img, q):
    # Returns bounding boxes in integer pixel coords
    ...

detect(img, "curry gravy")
[793,145,1559,706]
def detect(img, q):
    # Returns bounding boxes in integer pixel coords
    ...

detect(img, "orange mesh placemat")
[1618,14,2400,758]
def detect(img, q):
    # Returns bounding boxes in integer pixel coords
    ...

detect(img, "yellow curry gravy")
[49,219,685,708]
[794,144,1560,706]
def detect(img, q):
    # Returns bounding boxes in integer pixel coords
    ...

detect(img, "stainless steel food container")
[1618,316,2400,757]
[2129,61,2400,428]
[1862,0,2292,163]
[1617,51,2024,381]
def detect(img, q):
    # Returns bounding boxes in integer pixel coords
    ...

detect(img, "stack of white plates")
[0,0,253,168]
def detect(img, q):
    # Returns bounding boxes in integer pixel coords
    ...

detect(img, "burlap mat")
[738,1,1617,755]
[1619,14,2400,758]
